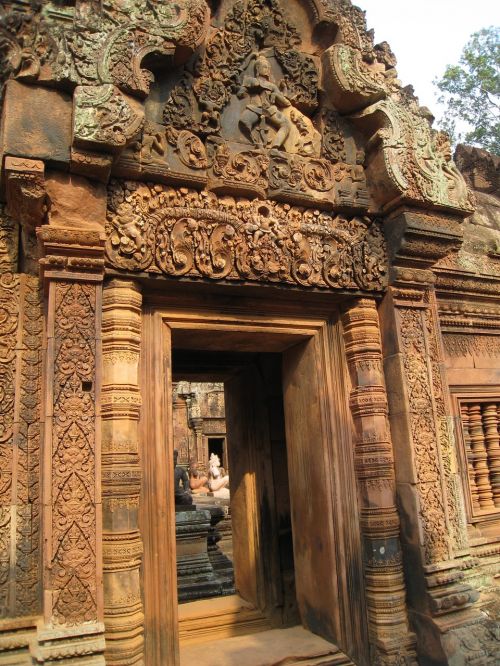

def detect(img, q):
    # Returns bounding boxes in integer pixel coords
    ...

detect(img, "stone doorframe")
[135,289,416,666]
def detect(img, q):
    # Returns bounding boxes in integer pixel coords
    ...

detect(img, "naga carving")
[106,180,387,291]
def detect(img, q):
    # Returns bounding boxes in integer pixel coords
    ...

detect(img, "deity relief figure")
[208,453,230,498]
[236,53,321,157]
[238,54,292,149]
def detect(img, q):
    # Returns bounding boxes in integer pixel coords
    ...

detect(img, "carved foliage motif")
[322,12,474,214]
[397,300,468,562]
[0,208,42,619]
[105,181,387,291]
[0,270,18,614]
[0,0,209,93]
[51,282,98,625]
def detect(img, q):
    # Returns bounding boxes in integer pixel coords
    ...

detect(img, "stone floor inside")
[179,625,355,666]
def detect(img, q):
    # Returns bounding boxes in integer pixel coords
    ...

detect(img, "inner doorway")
[172,351,300,639]
[140,302,369,666]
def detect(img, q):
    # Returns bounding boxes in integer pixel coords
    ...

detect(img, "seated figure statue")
[174,449,193,506]
[189,461,209,494]
[208,453,230,499]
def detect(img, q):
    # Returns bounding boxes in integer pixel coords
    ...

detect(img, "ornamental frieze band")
[106,182,387,291]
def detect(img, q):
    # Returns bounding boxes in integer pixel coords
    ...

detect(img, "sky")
[358,0,499,122]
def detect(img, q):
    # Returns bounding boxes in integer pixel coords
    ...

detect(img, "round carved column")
[341,298,417,665]
[102,279,144,665]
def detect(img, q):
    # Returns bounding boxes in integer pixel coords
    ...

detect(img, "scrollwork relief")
[106,181,387,291]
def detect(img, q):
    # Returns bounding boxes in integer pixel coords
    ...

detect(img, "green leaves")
[434,26,499,155]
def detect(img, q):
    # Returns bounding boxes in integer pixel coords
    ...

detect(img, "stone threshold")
[179,624,354,666]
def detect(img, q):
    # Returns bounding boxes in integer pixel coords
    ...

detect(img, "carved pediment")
[0,0,474,266]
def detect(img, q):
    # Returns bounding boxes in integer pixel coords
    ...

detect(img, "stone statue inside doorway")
[174,449,193,506]
[189,461,210,494]
[208,453,230,498]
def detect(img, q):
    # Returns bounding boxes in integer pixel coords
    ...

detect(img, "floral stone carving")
[106,181,387,291]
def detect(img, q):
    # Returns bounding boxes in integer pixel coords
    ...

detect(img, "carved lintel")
[4,156,47,229]
[105,181,388,292]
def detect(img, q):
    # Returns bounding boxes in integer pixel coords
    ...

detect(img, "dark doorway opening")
[207,437,225,467]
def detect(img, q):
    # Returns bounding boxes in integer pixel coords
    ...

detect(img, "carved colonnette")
[35,227,105,665]
[341,298,416,665]
[101,279,143,665]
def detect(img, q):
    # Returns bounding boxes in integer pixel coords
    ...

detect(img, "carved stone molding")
[341,298,417,665]
[438,300,500,333]
[106,181,387,292]
[384,210,464,270]
[102,279,144,665]
[35,227,105,664]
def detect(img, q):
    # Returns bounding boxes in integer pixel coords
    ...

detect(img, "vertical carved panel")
[397,295,468,562]
[50,281,99,624]
[341,298,416,665]
[0,268,19,614]
[380,285,482,664]
[36,227,105,664]
[0,204,42,624]
[102,279,144,665]
[12,276,43,617]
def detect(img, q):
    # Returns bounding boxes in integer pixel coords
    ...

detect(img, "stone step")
[179,624,355,666]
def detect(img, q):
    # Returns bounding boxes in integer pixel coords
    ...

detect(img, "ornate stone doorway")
[140,291,369,665]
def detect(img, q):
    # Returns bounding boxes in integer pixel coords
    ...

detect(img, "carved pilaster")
[341,298,417,665]
[101,279,143,665]
[379,282,489,663]
[35,227,105,665]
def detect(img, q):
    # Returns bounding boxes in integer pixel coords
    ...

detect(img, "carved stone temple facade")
[0,1,499,665]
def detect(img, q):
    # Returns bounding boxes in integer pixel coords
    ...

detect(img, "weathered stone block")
[0,81,71,167]
[45,171,106,230]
